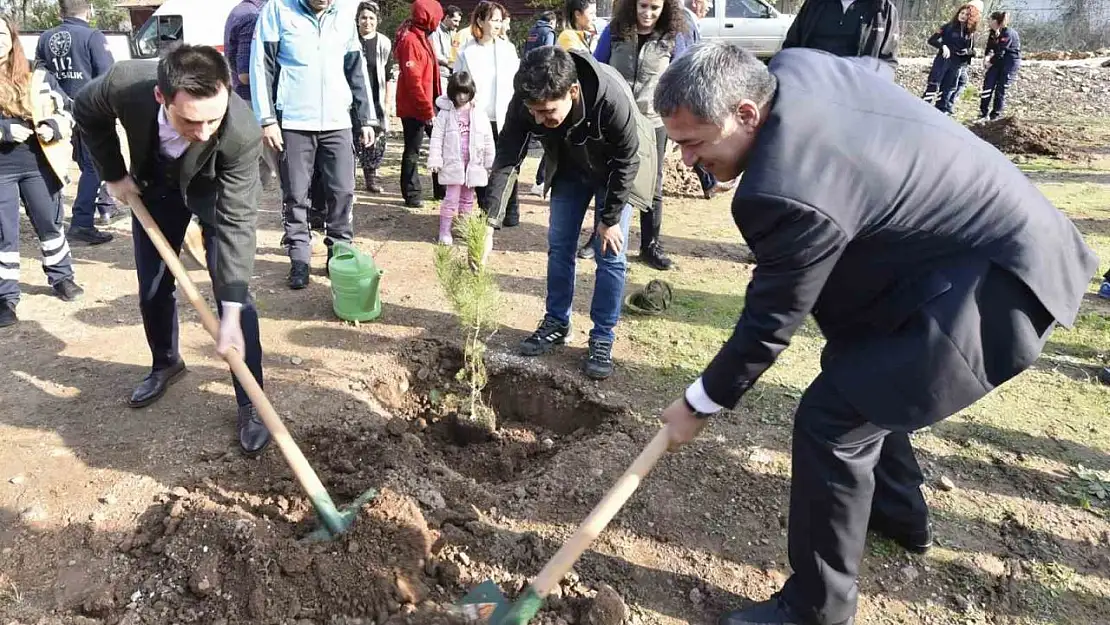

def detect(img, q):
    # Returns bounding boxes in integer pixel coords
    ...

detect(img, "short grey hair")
[654,41,777,126]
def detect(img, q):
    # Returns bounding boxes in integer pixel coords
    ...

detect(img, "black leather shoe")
[868,516,933,555]
[67,225,113,245]
[237,405,271,455]
[52,278,85,302]
[719,595,844,625]
[129,361,187,408]
[288,261,310,290]
[0,301,17,328]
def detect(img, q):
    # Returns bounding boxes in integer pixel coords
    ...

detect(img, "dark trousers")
[0,168,74,303]
[133,183,264,407]
[71,136,116,228]
[280,128,355,263]
[779,263,1053,625]
[779,374,926,625]
[921,54,948,106]
[400,117,445,204]
[980,60,1019,118]
[937,64,969,114]
[640,126,667,251]
[535,153,546,186]
[477,122,519,225]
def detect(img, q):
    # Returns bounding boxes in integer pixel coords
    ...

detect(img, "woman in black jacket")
[922,3,979,115]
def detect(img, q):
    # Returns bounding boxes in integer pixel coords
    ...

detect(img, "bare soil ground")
[2,92,1110,624]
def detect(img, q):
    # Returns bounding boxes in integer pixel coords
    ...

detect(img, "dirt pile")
[78,486,455,625]
[967,117,1081,157]
[662,148,705,199]
[18,346,638,625]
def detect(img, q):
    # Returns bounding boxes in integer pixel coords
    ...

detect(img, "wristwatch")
[682,394,714,420]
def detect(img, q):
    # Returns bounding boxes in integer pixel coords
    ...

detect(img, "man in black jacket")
[74,45,270,455]
[655,42,1097,625]
[481,47,656,380]
[37,0,117,245]
[781,0,899,77]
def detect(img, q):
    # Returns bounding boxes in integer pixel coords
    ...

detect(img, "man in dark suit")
[655,43,1098,625]
[73,45,270,455]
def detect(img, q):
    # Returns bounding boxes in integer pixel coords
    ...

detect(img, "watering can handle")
[529,426,672,596]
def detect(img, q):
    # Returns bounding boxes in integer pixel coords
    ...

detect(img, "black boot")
[0,300,17,328]
[364,167,383,194]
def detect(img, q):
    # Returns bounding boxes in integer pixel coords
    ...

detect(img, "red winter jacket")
[395,0,443,122]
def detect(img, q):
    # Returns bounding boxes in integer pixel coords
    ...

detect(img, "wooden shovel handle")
[127,195,338,515]
[530,426,672,596]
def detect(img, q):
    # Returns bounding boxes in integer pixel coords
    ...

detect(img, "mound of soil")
[42,349,634,625]
[662,148,705,198]
[85,486,455,625]
[968,117,1080,158]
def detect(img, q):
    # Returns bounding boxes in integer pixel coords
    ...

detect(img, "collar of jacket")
[297,0,338,19]
[62,16,90,27]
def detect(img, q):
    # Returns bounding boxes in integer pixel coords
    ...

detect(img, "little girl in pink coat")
[427,71,497,245]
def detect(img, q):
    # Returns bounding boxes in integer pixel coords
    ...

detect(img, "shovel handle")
[127,196,347,534]
[530,426,672,597]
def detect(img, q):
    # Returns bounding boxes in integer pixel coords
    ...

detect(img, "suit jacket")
[702,48,1098,430]
[72,60,262,304]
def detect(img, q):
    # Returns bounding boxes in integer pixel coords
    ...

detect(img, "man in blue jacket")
[251,0,376,290]
[37,0,117,246]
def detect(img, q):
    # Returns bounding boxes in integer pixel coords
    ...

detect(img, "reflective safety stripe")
[40,235,66,252]
[0,266,19,280]
[42,242,71,266]
[0,250,19,264]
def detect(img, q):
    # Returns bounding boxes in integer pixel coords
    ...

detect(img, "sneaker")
[67,225,113,245]
[1097,280,1110,299]
[0,301,16,328]
[577,235,596,260]
[530,182,544,197]
[52,278,84,302]
[438,233,453,245]
[584,337,614,380]
[519,318,571,356]
[288,261,310,290]
[641,242,673,271]
[404,198,424,209]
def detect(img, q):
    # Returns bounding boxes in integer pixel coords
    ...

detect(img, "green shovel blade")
[456,582,544,625]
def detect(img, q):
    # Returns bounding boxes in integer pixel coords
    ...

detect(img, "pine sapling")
[433,211,500,435]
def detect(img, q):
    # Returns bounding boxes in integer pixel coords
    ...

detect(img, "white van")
[130,0,241,59]
[698,0,795,58]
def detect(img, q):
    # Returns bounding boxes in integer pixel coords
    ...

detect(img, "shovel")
[458,425,674,624]
[127,194,377,542]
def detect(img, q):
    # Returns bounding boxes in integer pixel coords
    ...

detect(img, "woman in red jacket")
[395,0,444,208]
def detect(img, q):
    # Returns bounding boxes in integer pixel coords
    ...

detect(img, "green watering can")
[328,241,383,322]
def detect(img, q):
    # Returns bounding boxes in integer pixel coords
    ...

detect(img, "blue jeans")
[71,136,115,228]
[545,177,633,342]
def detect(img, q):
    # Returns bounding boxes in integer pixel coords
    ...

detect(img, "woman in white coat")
[454,0,521,226]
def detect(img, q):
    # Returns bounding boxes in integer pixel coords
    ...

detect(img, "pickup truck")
[596,0,795,59]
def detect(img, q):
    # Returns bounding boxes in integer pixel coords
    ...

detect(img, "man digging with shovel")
[73,44,271,455]
[655,42,1097,625]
